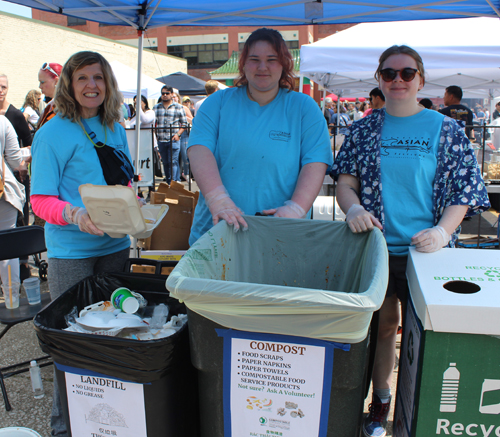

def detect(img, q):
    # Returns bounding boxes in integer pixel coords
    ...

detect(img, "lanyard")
[81,119,107,148]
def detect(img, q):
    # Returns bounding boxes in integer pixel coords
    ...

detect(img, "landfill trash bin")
[167,216,389,437]
[34,271,199,437]
[394,248,500,437]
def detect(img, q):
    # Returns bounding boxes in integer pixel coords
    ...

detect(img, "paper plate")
[0,428,42,437]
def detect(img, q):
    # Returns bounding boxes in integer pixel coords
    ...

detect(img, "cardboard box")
[395,248,500,437]
[131,264,175,276]
[140,181,199,250]
[140,250,187,262]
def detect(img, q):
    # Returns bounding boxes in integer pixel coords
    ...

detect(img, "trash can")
[34,271,199,437]
[167,216,389,437]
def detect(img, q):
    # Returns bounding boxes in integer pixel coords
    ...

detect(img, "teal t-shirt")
[31,114,132,259]
[187,86,333,244]
[380,109,444,255]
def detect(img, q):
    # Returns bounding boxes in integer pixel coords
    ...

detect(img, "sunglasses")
[41,62,59,78]
[379,68,420,82]
[161,92,171,96]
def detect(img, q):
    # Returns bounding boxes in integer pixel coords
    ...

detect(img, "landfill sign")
[217,330,348,437]
[60,364,147,437]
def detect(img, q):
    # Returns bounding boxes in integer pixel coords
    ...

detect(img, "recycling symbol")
[407,330,414,366]
[484,269,500,278]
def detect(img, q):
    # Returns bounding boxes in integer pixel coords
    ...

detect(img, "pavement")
[0,192,498,436]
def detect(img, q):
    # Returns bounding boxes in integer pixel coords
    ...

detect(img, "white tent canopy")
[110,61,165,100]
[300,17,500,99]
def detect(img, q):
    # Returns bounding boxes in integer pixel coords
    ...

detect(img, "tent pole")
[299,74,304,93]
[134,28,145,197]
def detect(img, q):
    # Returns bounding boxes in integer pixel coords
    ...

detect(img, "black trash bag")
[34,272,190,384]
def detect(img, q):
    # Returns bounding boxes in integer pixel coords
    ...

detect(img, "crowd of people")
[0,26,494,437]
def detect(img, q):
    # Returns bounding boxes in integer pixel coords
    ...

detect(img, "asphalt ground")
[0,195,498,436]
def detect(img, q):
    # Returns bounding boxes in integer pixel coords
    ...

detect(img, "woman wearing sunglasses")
[37,62,62,127]
[332,45,490,437]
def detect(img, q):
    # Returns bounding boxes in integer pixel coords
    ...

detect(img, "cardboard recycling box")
[139,181,199,251]
[394,248,500,437]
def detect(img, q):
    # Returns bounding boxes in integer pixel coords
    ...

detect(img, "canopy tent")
[300,17,500,99]
[5,0,499,190]
[156,71,228,96]
[110,61,165,100]
[4,0,500,28]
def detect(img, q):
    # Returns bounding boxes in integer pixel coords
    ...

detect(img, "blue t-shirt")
[380,109,444,255]
[31,114,132,259]
[187,86,333,244]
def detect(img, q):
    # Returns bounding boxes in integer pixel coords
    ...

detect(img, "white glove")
[345,204,382,233]
[205,185,248,232]
[63,205,104,236]
[262,200,306,218]
[411,226,450,253]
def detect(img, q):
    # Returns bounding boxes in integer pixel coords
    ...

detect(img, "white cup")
[23,277,41,305]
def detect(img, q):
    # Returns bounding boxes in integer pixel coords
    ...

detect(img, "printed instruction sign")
[63,366,147,437]
[218,330,347,437]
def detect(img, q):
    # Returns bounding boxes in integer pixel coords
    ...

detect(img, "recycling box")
[394,248,500,437]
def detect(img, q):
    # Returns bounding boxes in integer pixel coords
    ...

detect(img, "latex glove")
[262,200,306,218]
[411,226,450,253]
[205,185,248,232]
[63,205,104,236]
[345,204,382,233]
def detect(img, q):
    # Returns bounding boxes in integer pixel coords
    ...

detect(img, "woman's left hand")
[262,200,306,218]
[411,226,450,253]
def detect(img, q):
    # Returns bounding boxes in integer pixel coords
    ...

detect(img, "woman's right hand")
[205,186,248,232]
[63,205,104,236]
[345,204,382,233]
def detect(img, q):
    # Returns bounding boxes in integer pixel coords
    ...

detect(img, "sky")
[0,0,31,18]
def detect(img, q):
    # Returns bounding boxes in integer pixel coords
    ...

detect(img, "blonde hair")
[22,90,42,111]
[54,51,121,130]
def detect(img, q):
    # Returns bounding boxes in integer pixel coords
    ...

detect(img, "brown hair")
[236,28,295,90]
[374,45,425,86]
[54,51,121,130]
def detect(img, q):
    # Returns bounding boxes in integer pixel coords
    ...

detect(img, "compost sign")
[218,330,347,437]
[60,365,147,437]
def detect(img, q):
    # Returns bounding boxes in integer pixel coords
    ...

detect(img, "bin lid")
[79,184,168,238]
[407,247,500,335]
[167,217,389,343]
[0,428,42,437]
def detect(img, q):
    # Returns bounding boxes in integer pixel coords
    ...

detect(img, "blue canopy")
[4,0,500,29]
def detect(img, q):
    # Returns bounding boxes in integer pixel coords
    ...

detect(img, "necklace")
[82,123,107,148]
[247,86,278,106]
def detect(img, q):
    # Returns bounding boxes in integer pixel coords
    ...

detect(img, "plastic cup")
[1,282,20,309]
[111,287,139,314]
[23,277,41,305]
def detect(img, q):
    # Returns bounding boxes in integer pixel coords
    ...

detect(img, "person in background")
[130,94,155,130]
[359,101,369,117]
[332,45,490,437]
[180,96,194,181]
[0,74,32,281]
[21,89,42,131]
[419,98,433,109]
[194,79,219,114]
[363,87,385,117]
[439,85,474,140]
[493,101,500,120]
[0,116,26,286]
[153,85,187,183]
[37,62,62,127]
[187,27,332,244]
[31,51,133,437]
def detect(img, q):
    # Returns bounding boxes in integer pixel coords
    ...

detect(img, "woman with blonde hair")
[31,51,133,437]
[180,95,193,180]
[21,89,42,129]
